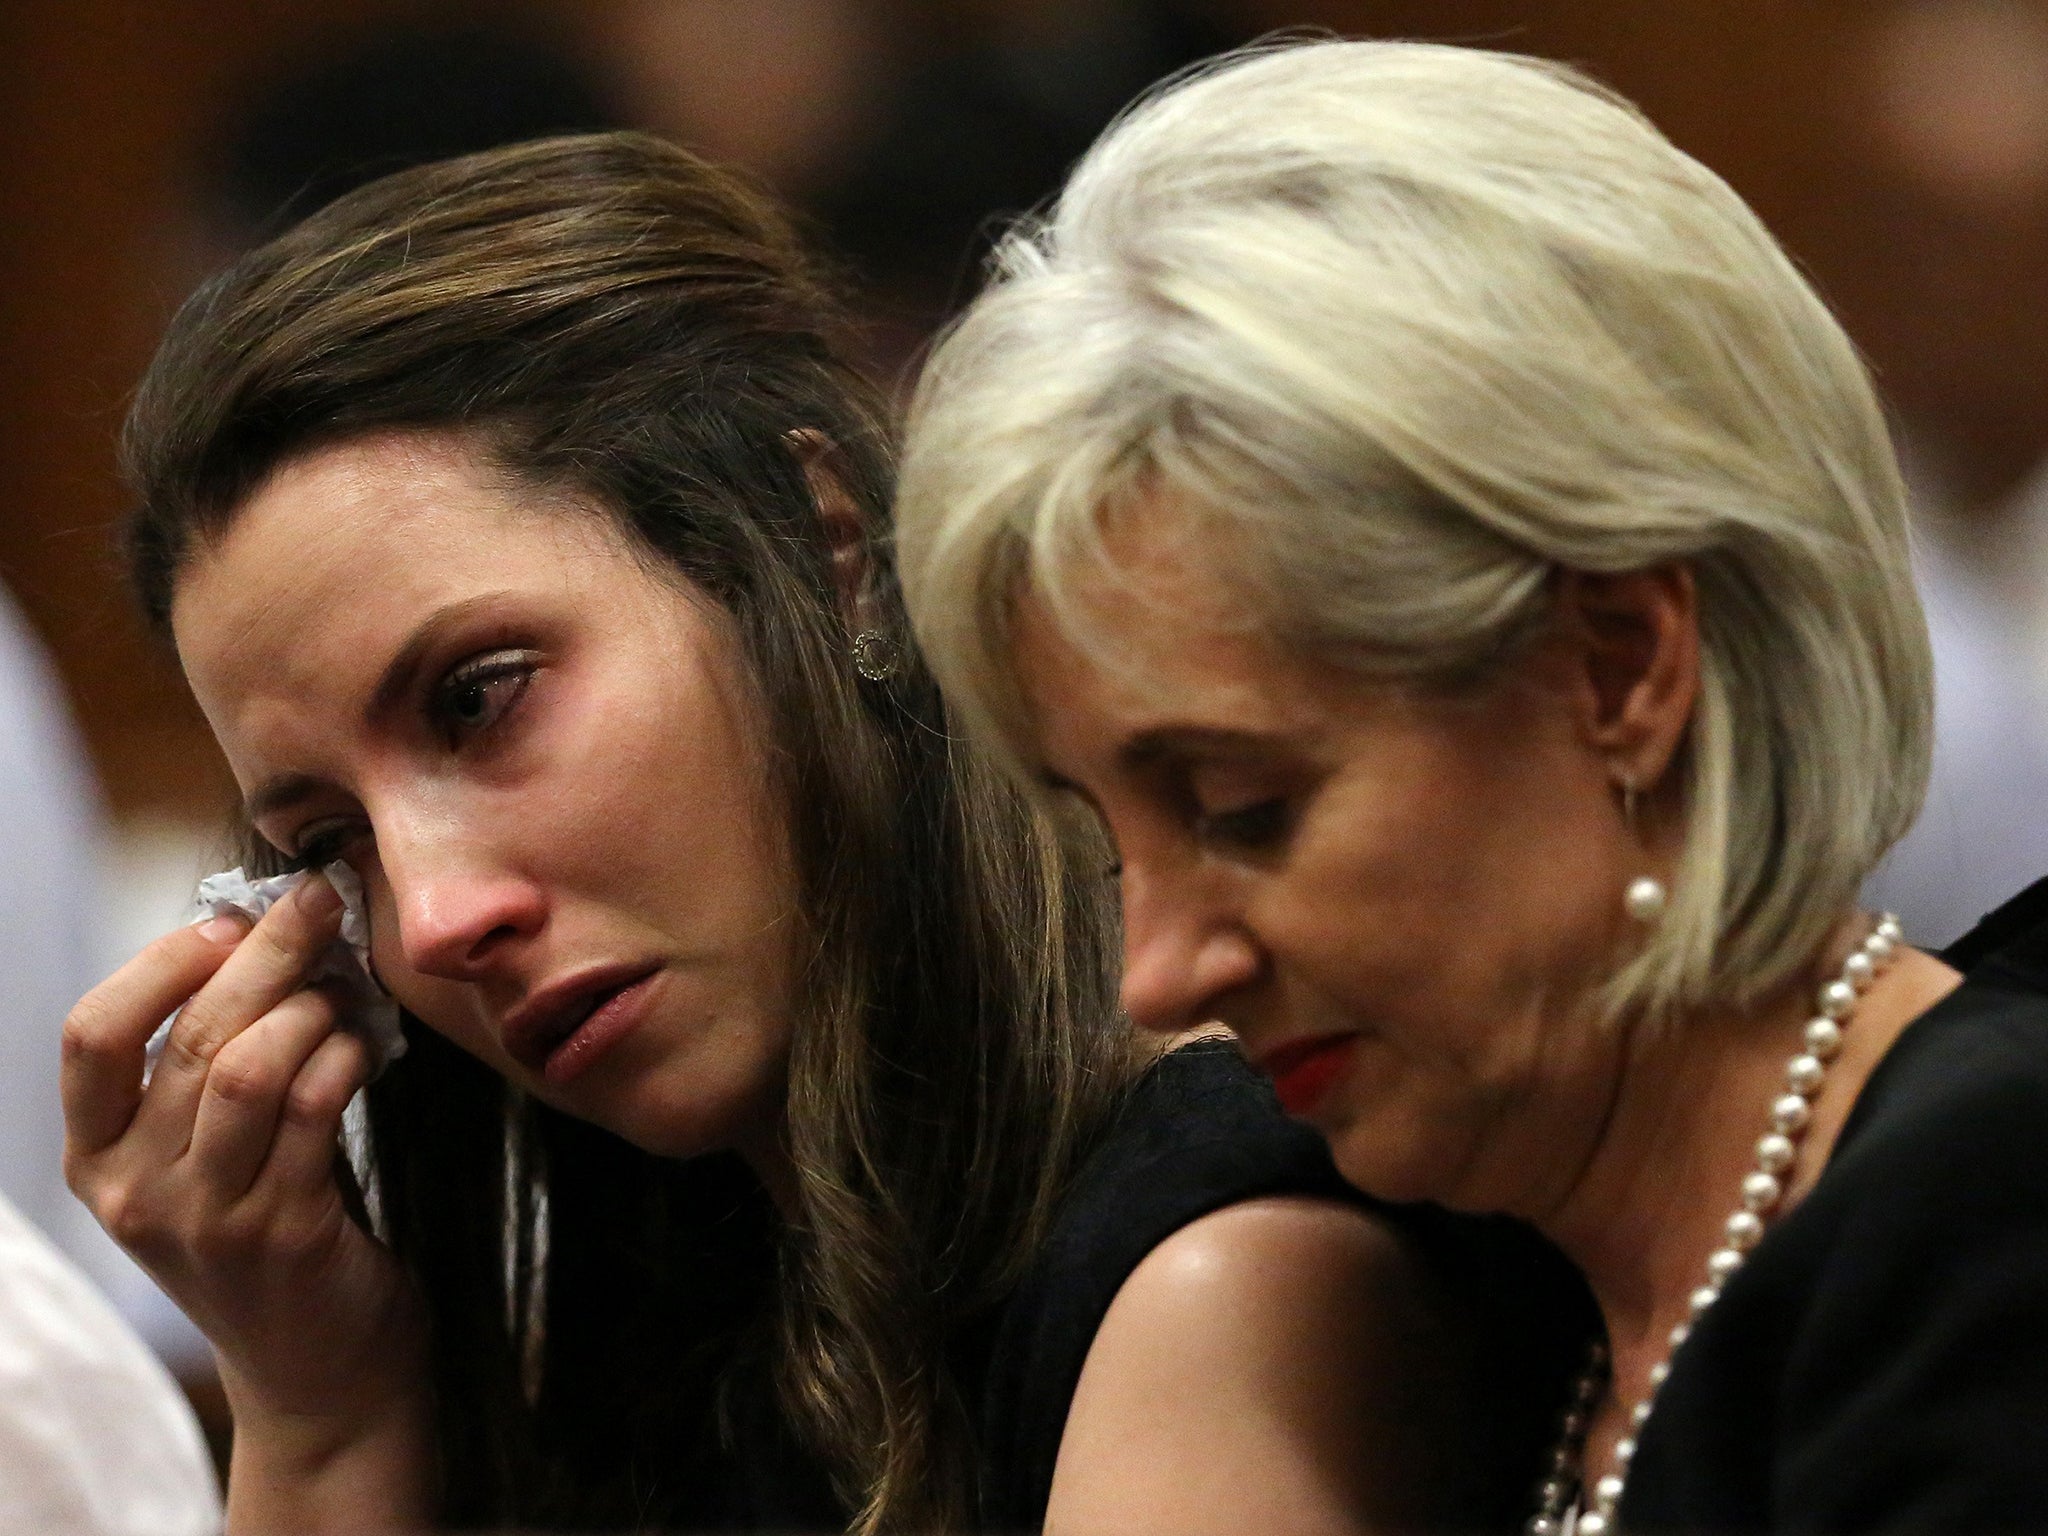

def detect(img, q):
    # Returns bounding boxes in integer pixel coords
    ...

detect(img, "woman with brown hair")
[60,132,1583,1533]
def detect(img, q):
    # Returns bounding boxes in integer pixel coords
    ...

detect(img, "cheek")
[608,679,797,912]
[1462,772,1632,1008]
[1263,733,1624,1053]
[1401,710,1625,957]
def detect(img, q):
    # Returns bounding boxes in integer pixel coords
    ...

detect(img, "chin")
[560,1097,726,1161]
[1324,1122,1456,1207]
[569,1070,782,1167]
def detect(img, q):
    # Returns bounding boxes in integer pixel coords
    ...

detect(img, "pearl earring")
[1625,875,1668,924]
[1618,773,1667,924]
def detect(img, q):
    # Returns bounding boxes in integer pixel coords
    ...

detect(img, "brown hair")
[126,132,1135,1532]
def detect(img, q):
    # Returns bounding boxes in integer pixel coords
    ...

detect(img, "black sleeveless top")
[733,1038,1594,1532]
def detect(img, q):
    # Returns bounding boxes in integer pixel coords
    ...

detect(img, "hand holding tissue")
[183,863,407,1073]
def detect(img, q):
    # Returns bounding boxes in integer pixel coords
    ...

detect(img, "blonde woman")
[899,39,2048,1534]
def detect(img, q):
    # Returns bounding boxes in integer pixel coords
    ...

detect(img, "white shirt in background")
[0,588,220,1529]
[1868,455,2048,945]
[0,1189,220,1535]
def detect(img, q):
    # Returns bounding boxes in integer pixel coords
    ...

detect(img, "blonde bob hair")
[896,38,1934,1022]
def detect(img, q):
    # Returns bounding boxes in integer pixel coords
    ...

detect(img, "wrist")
[223,1371,438,1534]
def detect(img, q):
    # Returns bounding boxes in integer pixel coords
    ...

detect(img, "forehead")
[170,431,632,751]
[1011,494,1567,804]
[1013,494,1327,754]
[175,430,622,642]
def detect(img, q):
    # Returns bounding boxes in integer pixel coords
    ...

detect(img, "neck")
[736,1122,802,1222]
[1533,914,1955,1350]
[1544,990,1798,1347]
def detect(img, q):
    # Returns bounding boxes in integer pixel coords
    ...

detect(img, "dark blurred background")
[2,0,2045,1463]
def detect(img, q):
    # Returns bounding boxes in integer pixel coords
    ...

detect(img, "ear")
[1555,564,1699,802]
[787,427,871,627]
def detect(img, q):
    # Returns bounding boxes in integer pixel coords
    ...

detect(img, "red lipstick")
[1258,1034,1358,1116]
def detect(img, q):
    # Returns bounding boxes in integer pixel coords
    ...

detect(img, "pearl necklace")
[1525,913,1904,1536]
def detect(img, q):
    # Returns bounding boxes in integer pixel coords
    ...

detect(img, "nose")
[376,825,547,982]
[1116,856,1263,1034]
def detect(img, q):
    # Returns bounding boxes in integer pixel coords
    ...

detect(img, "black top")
[1624,875,2048,1532]
[967,1039,1593,1532]
[734,1039,1593,1532]
[970,1036,1360,1526]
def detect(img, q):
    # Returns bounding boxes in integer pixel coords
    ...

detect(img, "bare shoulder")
[1099,1194,1434,1351]
[1044,1196,1468,1536]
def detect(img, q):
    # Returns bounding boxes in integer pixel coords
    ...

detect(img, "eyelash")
[431,649,538,745]
[284,822,358,873]
[1193,797,1294,853]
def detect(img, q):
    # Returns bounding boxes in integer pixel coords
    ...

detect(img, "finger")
[62,916,251,1159]
[144,875,345,1137]
[258,1029,371,1200]
[186,987,345,1202]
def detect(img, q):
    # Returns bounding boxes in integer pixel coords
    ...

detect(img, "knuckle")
[205,1197,330,1272]
[204,1046,276,1108]
[95,1183,167,1251]
[61,995,129,1061]
[265,1213,329,1268]
[283,1072,348,1129]
[62,1148,106,1201]
[191,1205,266,1266]
[64,928,221,1060]
[272,986,342,1040]
[299,984,347,1028]
[247,912,312,972]
[158,1018,224,1074]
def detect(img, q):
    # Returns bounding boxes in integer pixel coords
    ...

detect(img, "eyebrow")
[240,591,519,825]
[244,771,323,826]
[1116,723,1291,771]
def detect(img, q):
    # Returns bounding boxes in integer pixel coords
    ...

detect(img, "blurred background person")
[0,581,220,1533]
[1844,0,2048,944]
[590,0,1241,377]
[0,585,104,1308]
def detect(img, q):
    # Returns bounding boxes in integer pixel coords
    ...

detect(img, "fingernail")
[198,913,250,943]
[298,874,343,919]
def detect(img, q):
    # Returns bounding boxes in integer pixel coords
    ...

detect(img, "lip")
[1252,1032,1360,1117]
[500,963,661,1080]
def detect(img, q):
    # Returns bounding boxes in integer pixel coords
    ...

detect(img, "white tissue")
[166,863,407,1076]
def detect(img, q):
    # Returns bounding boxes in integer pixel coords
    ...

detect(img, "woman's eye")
[1194,798,1294,853]
[288,822,361,872]
[433,651,537,741]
